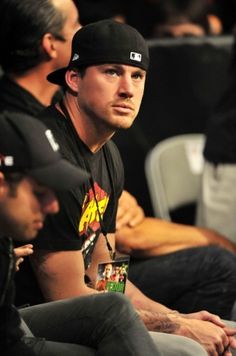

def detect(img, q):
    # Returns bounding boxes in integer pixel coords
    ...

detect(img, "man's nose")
[118,76,134,98]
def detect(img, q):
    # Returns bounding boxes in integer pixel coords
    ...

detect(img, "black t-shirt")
[15,106,124,306]
[204,75,236,164]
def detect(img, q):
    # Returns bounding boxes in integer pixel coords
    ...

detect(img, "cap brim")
[47,68,67,86]
[29,158,90,191]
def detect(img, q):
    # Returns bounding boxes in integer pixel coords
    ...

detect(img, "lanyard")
[59,100,116,261]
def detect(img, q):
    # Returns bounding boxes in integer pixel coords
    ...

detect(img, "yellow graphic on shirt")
[79,182,109,236]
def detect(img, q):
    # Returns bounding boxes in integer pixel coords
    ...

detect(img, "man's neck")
[60,94,115,153]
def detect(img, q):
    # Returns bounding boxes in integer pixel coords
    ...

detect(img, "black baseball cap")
[0,111,89,190]
[47,19,149,86]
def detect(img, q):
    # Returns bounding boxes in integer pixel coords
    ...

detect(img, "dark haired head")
[0,0,66,74]
[151,0,210,36]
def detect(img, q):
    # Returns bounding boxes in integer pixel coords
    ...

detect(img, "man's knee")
[209,246,236,274]
[101,293,136,318]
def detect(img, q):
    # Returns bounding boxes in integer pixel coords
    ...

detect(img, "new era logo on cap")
[130,52,142,62]
[72,53,79,61]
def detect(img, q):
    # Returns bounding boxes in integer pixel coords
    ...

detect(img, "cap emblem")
[72,53,79,61]
[130,52,142,62]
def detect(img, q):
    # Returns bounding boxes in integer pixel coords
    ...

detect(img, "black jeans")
[129,246,236,319]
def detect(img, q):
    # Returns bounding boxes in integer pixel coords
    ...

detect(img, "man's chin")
[115,120,134,131]
[13,231,38,242]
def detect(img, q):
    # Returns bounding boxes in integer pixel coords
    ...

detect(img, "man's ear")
[65,69,80,92]
[41,33,58,59]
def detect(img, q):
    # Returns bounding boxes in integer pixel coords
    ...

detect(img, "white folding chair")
[145,134,205,222]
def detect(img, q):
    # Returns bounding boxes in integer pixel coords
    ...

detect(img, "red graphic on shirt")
[79,182,109,236]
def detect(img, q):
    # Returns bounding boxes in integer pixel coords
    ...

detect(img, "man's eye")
[106,69,118,76]
[133,73,143,80]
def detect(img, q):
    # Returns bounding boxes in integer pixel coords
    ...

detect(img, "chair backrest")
[145,134,205,223]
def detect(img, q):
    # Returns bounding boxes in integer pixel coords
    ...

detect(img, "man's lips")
[33,219,44,230]
[112,103,135,112]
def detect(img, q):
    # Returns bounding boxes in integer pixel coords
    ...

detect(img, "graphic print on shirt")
[79,182,110,268]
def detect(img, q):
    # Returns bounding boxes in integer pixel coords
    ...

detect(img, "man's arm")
[139,307,236,355]
[116,217,236,257]
[125,278,236,354]
[116,191,236,257]
[30,232,114,301]
[116,190,145,230]
[126,279,236,354]
[30,249,97,300]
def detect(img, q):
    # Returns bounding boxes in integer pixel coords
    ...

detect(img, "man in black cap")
[0,110,163,356]
[16,19,236,355]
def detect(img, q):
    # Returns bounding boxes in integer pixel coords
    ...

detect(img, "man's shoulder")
[39,106,70,144]
[0,76,44,116]
[105,139,120,160]
[105,139,123,169]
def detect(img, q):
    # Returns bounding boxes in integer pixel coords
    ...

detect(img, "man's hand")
[138,306,236,355]
[181,311,236,355]
[116,190,145,230]
[179,316,236,356]
[183,310,226,326]
[14,244,33,271]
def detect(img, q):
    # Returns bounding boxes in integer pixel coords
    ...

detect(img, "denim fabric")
[129,246,236,319]
[20,293,161,356]
[150,332,208,356]
[20,293,211,356]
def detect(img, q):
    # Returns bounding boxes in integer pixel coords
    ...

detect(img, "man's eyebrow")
[100,64,146,73]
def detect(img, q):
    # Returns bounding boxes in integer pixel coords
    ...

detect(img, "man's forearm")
[116,218,208,255]
[137,307,236,354]
[137,308,181,333]
[198,226,236,253]
[116,217,236,257]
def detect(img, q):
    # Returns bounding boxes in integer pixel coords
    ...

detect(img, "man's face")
[52,0,82,70]
[0,176,59,241]
[75,64,146,132]
[104,264,113,279]
[114,266,120,275]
